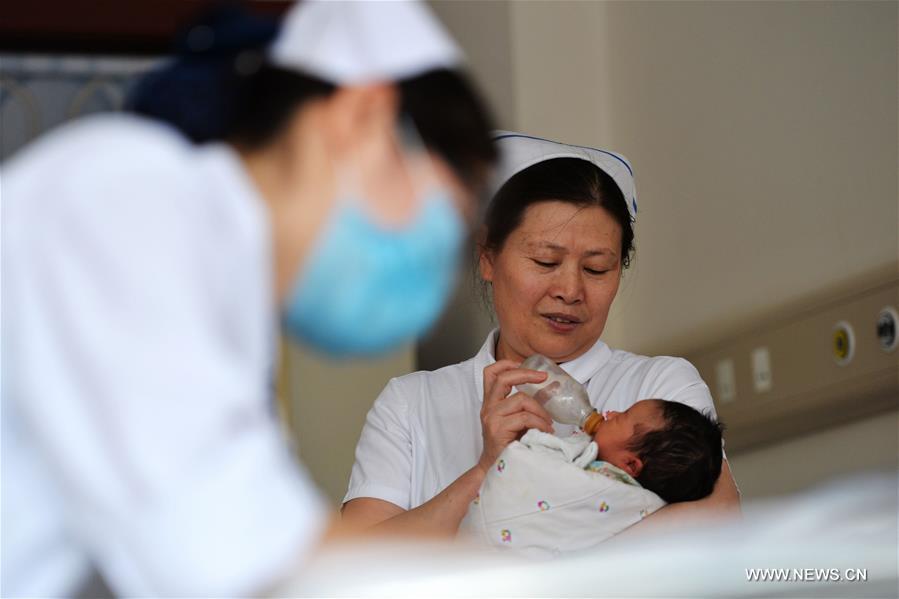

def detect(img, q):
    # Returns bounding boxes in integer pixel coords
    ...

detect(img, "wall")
[428,0,517,129]
[727,410,898,499]
[282,342,415,505]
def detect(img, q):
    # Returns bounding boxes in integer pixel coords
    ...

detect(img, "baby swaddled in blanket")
[459,399,724,558]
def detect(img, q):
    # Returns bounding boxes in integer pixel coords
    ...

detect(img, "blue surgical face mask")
[282,189,464,356]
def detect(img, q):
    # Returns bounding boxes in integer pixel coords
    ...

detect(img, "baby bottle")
[518,354,602,435]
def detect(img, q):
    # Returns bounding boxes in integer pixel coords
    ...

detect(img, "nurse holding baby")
[342,132,741,534]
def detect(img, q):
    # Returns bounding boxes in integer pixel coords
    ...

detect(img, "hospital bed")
[287,471,897,597]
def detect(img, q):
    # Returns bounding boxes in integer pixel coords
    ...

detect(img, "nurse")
[2,2,494,596]
[342,132,741,534]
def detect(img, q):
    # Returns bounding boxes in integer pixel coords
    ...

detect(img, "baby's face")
[591,399,665,474]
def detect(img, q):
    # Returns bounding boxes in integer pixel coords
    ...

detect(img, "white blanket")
[459,429,665,558]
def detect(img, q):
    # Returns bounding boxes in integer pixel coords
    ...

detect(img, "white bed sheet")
[288,470,898,597]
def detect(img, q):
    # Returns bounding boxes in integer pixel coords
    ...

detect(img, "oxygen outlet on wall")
[876,306,897,352]
[832,321,855,366]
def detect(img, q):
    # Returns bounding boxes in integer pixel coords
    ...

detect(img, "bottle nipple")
[582,410,602,436]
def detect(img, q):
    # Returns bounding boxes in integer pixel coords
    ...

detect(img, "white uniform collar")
[472,328,612,402]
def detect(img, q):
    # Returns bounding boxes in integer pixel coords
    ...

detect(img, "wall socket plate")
[715,358,737,403]
[751,347,773,393]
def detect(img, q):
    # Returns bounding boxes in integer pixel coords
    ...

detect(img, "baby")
[590,399,724,503]
[459,399,724,557]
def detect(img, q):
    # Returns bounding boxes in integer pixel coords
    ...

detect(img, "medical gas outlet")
[876,306,897,352]
[831,321,855,366]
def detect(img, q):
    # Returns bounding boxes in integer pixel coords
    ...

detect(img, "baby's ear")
[623,455,644,478]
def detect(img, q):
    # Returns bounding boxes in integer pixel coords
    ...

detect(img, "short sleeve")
[636,357,726,454]
[343,379,413,510]
[4,143,327,596]
[639,357,718,420]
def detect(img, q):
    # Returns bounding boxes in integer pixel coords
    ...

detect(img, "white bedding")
[291,471,898,597]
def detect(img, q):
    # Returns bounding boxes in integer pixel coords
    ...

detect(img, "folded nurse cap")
[270,0,461,85]
[492,131,638,221]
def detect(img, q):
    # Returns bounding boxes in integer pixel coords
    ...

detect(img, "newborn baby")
[459,399,724,558]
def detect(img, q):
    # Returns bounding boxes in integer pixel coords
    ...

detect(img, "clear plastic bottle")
[518,354,602,435]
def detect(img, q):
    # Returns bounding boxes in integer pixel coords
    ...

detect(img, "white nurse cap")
[492,131,638,221]
[269,0,461,85]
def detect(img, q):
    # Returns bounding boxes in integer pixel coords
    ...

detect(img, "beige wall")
[284,1,898,504]
[727,410,899,500]
[428,0,517,129]
[281,341,415,505]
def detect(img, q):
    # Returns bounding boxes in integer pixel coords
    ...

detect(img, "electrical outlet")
[751,347,772,393]
[715,358,737,403]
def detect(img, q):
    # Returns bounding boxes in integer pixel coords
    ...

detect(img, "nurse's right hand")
[478,360,554,473]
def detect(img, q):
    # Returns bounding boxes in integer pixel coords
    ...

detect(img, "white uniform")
[344,329,717,511]
[2,115,326,597]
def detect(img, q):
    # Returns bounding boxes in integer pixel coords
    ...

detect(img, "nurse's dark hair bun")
[128,3,495,194]
[126,3,330,144]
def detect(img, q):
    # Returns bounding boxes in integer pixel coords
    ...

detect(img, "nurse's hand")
[478,360,554,473]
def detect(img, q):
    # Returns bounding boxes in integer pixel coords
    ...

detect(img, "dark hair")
[127,4,496,188]
[127,4,287,143]
[630,400,724,503]
[482,157,635,268]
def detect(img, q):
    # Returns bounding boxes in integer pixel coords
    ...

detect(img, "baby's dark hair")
[630,401,724,503]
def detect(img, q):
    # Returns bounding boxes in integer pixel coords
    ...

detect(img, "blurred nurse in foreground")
[1,1,495,596]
